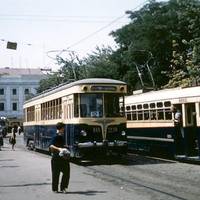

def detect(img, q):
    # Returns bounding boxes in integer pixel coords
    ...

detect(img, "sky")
[0,0,151,71]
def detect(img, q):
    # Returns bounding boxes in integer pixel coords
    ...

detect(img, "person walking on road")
[10,124,18,150]
[49,122,70,193]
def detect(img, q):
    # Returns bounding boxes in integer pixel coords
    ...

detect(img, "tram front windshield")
[80,93,123,118]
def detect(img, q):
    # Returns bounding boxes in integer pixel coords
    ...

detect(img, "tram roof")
[25,78,126,103]
[125,86,200,104]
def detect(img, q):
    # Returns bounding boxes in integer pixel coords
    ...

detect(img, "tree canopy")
[38,0,200,94]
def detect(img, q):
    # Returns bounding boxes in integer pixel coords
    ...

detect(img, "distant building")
[0,67,46,126]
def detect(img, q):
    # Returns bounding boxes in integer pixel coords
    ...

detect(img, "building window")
[0,103,4,111]
[0,89,4,95]
[12,102,17,111]
[12,89,17,95]
[24,88,29,95]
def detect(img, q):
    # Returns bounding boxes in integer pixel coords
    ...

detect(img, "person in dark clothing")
[11,124,18,150]
[172,106,184,155]
[49,122,70,193]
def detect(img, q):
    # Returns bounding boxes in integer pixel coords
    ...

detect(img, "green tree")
[111,0,200,89]
[56,52,87,82]
[37,0,200,93]
[36,71,62,93]
[83,46,120,79]
[37,52,87,93]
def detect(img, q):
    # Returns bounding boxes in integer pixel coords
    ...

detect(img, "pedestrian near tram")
[172,106,184,155]
[10,124,18,150]
[49,122,70,193]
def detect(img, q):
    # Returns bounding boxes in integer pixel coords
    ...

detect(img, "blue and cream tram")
[125,86,200,157]
[23,78,127,158]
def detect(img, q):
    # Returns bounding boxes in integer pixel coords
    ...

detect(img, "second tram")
[124,86,200,157]
[23,78,127,158]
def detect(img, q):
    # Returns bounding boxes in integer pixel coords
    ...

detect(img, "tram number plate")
[179,98,187,103]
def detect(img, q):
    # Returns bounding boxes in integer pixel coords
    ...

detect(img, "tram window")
[52,101,55,119]
[157,109,164,120]
[164,101,171,107]
[80,93,103,118]
[143,104,149,109]
[126,106,131,111]
[144,110,149,120]
[105,94,121,117]
[131,105,136,110]
[27,106,35,121]
[138,111,143,120]
[187,107,191,124]
[132,111,137,120]
[157,102,163,108]
[74,94,79,117]
[150,103,155,108]
[80,104,87,117]
[137,104,142,110]
[199,103,200,117]
[119,98,125,117]
[127,112,131,120]
[165,109,172,120]
[150,110,156,120]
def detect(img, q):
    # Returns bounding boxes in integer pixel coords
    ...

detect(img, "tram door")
[184,103,197,156]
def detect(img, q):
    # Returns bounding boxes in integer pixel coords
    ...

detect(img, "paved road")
[1,134,200,200]
[0,135,135,200]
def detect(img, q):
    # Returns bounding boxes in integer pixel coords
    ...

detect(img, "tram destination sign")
[91,85,117,91]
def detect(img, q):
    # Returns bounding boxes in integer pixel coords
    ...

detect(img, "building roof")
[0,67,45,76]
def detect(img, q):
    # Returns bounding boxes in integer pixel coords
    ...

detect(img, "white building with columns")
[0,67,46,126]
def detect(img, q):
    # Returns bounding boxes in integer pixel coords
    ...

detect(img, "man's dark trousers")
[51,158,70,191]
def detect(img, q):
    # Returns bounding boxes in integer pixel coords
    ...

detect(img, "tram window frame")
[119,97,125,117]
[199,103,200,117]
[52,100,55,119]
[131,105,136,110]
[164,101,171,107]
[137,110,143,120]
[131,111,137,120]
[126,112,132,120]
[150,110,156,120]
[165,109,172,120]
[157,102,163,108]
[144,110,149,120]
[150,103,155,108]
[74,94,79,117]
[120,106,124,112]
[137,104,142,110]
[27,106,35,122]
[157,109,164,120]
[126,106,131,111]
[187,106,192,124]
[143,104,149,109]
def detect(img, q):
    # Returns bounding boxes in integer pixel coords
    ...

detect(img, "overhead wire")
[0,14,127,23]
[1,1,148,61]
[46,0,148,60]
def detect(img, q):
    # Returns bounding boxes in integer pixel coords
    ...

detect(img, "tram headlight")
[80,130,87,136]
[121,131,126,136]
